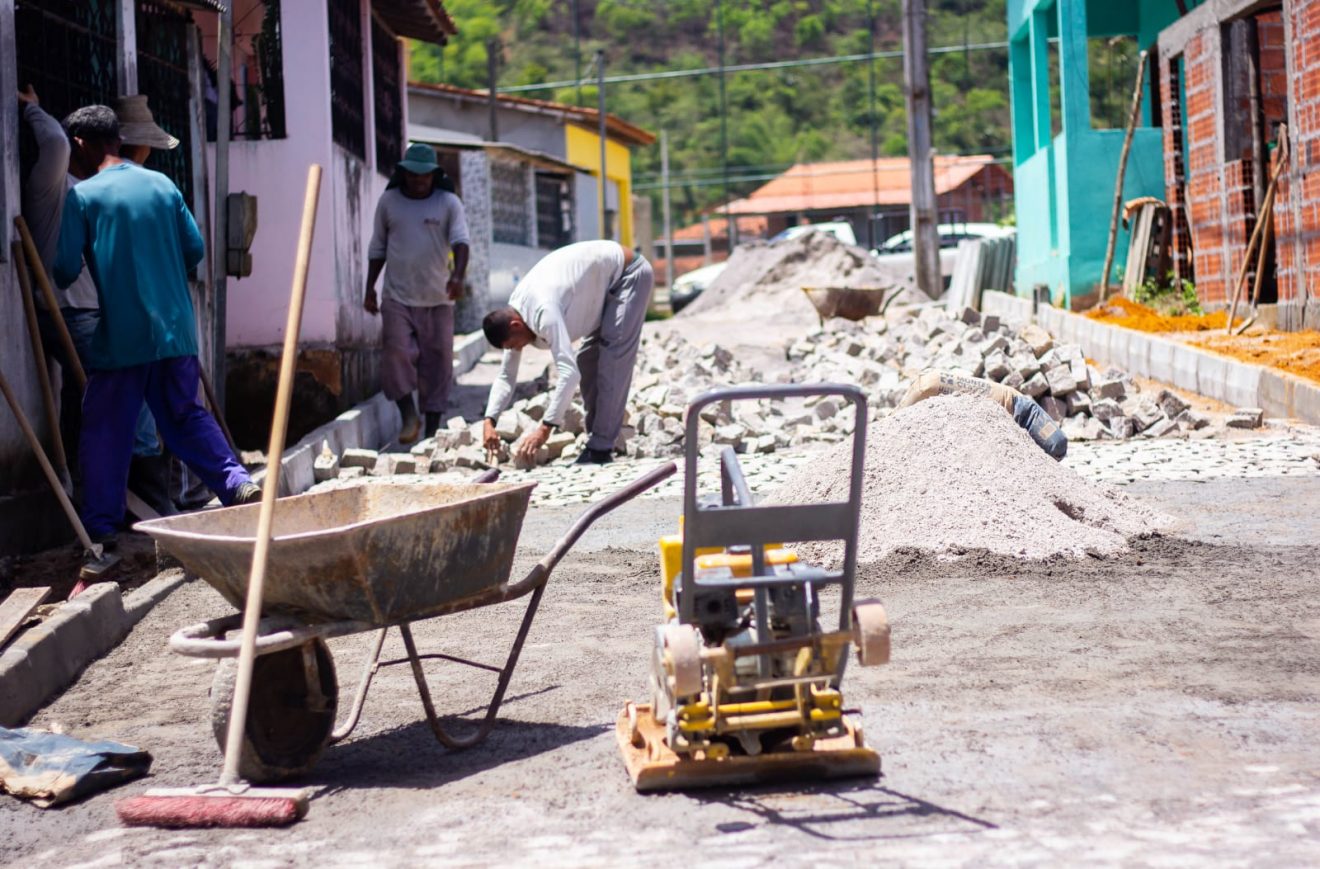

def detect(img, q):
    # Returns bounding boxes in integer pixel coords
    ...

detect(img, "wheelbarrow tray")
[137,480,536,625]
[801,286,893,321]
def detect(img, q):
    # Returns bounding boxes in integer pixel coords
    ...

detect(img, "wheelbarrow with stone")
[136,465,675,782]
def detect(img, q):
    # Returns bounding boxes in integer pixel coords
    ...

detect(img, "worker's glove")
[1012,396,1068,461]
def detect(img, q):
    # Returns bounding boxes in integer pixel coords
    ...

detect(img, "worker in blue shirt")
[54,105,259,552]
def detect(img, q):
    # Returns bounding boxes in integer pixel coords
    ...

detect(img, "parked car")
[876,222,1012,254]
[668,262,728,313]
[770,221,859,247]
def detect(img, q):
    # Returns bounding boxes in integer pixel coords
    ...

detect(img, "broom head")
[116,786,310,828]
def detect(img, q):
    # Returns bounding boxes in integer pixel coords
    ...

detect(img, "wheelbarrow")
[137,464,675,782]
[800,285,907,327]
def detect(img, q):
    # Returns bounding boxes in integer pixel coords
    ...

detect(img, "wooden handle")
[11,241,69,482]
[0,365,96,554]
[1226,124,1289,333]
[14,216,86,389]
[219,165,322,787]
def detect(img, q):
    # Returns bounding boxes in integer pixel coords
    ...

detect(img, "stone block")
[1130,401,1164,432]
[1091,398,1123,423]
[983,352,1011,381]
[1045,365,1078,397]
[1040,396,1067,422]
[1022,372,1050,399]
[394,456,419,474]
[1065,391,1092,416]
[1157,389,1191,419]
[981,314,1000,333]
[960,306,981,325]
[814,398,841,420]
[313,441,340,482]
[338,466,366,480]
[1069,357,1091,391]
[369,455,397,476]
[1227,407,1264,429]
[1107,416,1136,439]
[1141,417,1179,438]
[340,448,378,469]
[1092,378,1126,400]
[1019,323,1054,358]
[1003,370,1026,391]
[1175,409,1209,431]
[979,334,1009,357]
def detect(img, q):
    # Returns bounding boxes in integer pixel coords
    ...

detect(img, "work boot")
[233,481,263,505]
[573,447,614,466]
[128,454,178,518]
[425,411,442,439]
[397,397,421,445]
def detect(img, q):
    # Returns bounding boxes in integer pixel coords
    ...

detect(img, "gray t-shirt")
[367,188,470,307]
[21,103,98,309]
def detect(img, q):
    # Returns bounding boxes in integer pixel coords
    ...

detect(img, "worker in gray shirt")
[482,240,654,465]
[365,143,470,444]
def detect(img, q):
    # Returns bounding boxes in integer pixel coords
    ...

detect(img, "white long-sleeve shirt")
[484,240,626,426]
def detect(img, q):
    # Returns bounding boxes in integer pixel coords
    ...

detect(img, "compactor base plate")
[617,703,879,792]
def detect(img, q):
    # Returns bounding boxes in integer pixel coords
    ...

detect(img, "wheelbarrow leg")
[329,627,388,744]
[401,584,548,751]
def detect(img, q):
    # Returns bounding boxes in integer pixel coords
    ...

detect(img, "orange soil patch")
[1191,330,1320,385]
[1084,296,1231,332]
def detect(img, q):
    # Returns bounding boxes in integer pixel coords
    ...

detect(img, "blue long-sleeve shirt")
[54,162,205,370]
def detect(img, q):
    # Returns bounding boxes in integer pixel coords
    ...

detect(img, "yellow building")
[408,81,656,247]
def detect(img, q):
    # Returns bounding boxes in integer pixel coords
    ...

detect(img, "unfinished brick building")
[1159,1,1318,330]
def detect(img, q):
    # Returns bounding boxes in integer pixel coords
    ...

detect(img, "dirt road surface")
[3,476,1319,866]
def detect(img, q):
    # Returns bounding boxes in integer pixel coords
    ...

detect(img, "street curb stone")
[0,571,190,726]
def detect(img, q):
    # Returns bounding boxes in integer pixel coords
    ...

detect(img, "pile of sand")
[678,231,924,321]
[768,395,1171,562]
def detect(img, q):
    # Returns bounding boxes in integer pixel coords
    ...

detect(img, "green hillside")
[410,1,1014,229]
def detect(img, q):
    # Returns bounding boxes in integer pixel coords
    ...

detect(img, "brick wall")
[1161,6,1320,326]
[1279,0,1320,326]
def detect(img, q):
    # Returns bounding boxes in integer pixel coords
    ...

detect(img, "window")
[328,0,365,160]
[14,0,118,122]
[491,161,530,246]
[371,16,402,174]
[136,1,195,204]
[232,0,286,140]
[535,173,572,249]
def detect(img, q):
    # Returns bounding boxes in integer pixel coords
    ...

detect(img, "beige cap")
[113,94,179,150]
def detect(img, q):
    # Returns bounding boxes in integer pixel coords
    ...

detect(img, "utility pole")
[661,129,673,289]
[212,2,233,409]
[486,39,499,141]
[902,0,941,298]
[572,0,582,107]
[717,0,734,250]
[597,49,608,239]
[868,0,880,251]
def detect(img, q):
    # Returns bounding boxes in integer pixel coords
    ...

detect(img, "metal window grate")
[535,173,572,249]
[491,161,530,246]
[136,1,195,204]
[371,16,402,174]
[233,0,287,140]
[328,0,365,160]
[14,0,118,124]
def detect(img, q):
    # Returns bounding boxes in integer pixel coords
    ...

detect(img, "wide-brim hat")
[114,94,179,150]
[397,142,439,174]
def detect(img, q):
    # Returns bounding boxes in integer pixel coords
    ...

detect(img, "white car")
[876,222,1013,254]
[668,262,729,313]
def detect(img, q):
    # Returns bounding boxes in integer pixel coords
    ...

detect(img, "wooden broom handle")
[14,216,86,389]
[219,165,322,787]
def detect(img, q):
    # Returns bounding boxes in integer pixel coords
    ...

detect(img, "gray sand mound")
[679,231,924,321]
[768,395,1171,562]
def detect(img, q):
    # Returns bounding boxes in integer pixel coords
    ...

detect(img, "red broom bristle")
[116,795,304,828]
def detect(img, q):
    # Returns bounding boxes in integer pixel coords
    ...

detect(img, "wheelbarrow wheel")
[210,638,339,782]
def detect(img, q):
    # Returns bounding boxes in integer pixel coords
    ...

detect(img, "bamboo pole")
[1100,50,1149,302]
[1226,125,1288,334]
[12,242,69,487]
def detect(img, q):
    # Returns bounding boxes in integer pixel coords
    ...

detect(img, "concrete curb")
[0,571,189,727]
[455,331,488,377]
[255,392,402,496]
[982,290,1320,425]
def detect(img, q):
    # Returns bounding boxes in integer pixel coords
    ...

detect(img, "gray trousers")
[579,255,654,451]
[381,299,454,413]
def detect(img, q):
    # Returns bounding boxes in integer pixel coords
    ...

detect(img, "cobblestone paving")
[497,424,1320,508]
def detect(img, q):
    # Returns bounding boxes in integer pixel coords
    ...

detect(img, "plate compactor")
[618,384,891,792]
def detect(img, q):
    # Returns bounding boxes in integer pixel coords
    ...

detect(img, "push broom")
[117,164,323,828]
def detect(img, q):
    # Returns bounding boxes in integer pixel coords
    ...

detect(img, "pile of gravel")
[769,395,1171,563]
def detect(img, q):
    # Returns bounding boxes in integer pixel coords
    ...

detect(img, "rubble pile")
[677,231,923,322]
[784,305,1255,441]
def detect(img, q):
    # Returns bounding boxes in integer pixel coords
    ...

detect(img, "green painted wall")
[1009,0,1190,304]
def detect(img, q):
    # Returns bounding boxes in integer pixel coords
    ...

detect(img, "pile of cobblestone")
[784,305,1264,441]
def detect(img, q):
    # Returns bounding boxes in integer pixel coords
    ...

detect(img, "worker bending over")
[900,370,1068,460]
[54,106,258,556]
[482,240,654,465]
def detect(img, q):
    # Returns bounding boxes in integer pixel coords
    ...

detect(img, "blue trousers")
[81,355,249,536]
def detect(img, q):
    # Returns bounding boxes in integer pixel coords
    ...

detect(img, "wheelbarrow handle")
[505,461,676,596]
[169,612,373,658]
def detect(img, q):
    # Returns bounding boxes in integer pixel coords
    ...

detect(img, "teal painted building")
[1008,0,1190,306]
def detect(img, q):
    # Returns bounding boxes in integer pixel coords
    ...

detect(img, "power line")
[495,41,1010,95]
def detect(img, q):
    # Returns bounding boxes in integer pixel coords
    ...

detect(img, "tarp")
[0,727,152,807]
